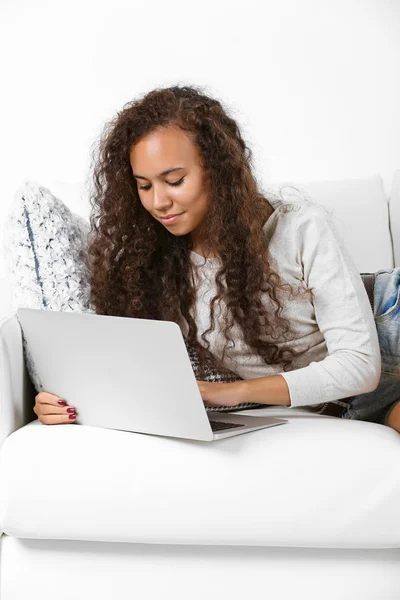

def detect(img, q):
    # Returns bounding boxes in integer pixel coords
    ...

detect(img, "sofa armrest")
[0,313,36,447]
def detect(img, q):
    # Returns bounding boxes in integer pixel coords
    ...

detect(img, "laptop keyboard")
[209,420,245,432]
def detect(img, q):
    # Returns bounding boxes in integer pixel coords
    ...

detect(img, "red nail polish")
[58,400,67,406]
[68,414,76,420]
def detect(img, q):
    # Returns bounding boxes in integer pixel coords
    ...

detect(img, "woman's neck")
[191,247,219,258]
[190,231,218,258]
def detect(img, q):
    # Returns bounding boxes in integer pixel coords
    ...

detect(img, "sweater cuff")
[279,362,326,408]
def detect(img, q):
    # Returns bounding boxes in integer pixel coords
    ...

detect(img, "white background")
[0,0,399,278]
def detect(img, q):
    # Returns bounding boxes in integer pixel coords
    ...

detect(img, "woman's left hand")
[196,380,247,408]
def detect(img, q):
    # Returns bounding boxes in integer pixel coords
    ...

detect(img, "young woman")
[33,84,400,432]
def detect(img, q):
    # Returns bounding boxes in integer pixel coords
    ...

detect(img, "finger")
[35,392,68,406]
[37,404,77,416]
[39,413,77,425]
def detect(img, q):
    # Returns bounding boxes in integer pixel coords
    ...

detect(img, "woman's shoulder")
[268,195,330,215]
[261,198,340,256]
[264,197,333,232]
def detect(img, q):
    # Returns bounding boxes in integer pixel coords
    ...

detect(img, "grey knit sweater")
[180,198,381,410]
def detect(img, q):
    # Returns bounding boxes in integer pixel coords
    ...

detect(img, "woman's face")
[129,126,211,249]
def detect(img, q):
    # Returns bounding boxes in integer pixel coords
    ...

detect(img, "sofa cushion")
[0,414,399,549]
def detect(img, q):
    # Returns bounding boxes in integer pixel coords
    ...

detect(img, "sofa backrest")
[388,168,400,268]
[266,173,394,272]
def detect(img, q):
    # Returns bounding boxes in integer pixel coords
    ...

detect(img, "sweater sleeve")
[279,204,381,409]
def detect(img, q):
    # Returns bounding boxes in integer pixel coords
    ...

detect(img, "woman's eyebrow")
[132,167,185,180]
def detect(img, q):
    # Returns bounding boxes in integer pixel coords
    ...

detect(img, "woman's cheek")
[138,194,150,212]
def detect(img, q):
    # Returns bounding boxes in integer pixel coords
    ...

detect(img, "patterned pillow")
[2,180,258,412]
[3,180,93,313]
[2,180,95,392]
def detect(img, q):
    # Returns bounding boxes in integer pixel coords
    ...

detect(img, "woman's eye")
[139,177,185,191]
[169,177,185,187]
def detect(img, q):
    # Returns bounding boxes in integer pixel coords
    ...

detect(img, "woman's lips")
[160,213,183,225]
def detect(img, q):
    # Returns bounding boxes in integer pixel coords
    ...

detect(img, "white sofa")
[0,172,400,600]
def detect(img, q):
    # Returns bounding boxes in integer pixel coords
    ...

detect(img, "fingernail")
[58,400,67,406]
[68,414,76,420]
[66,407,76,413]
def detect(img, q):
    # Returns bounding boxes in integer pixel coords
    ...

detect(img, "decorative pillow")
[2,180,95,392]
[2,180,257,412]
[3,180,93,314]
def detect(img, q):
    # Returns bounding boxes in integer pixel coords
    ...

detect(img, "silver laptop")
[17,308,288,442]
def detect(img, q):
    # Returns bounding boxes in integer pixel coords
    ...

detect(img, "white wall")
[1,0,399,278]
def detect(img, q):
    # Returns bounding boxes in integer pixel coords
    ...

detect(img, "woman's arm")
[275,203,381,408]
[197,375,291,408]
[197,203,381,410]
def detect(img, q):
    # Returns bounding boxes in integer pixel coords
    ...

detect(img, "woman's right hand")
[34,392,78,425]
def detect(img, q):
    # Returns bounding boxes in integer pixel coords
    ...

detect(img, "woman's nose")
[152,186,172,210]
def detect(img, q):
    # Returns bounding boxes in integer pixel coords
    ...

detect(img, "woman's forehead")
[129,128,200,173]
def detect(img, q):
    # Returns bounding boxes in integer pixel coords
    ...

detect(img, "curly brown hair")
[86,84,312,380]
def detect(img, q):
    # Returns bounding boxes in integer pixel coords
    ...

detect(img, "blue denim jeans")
[342,268,400,426]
